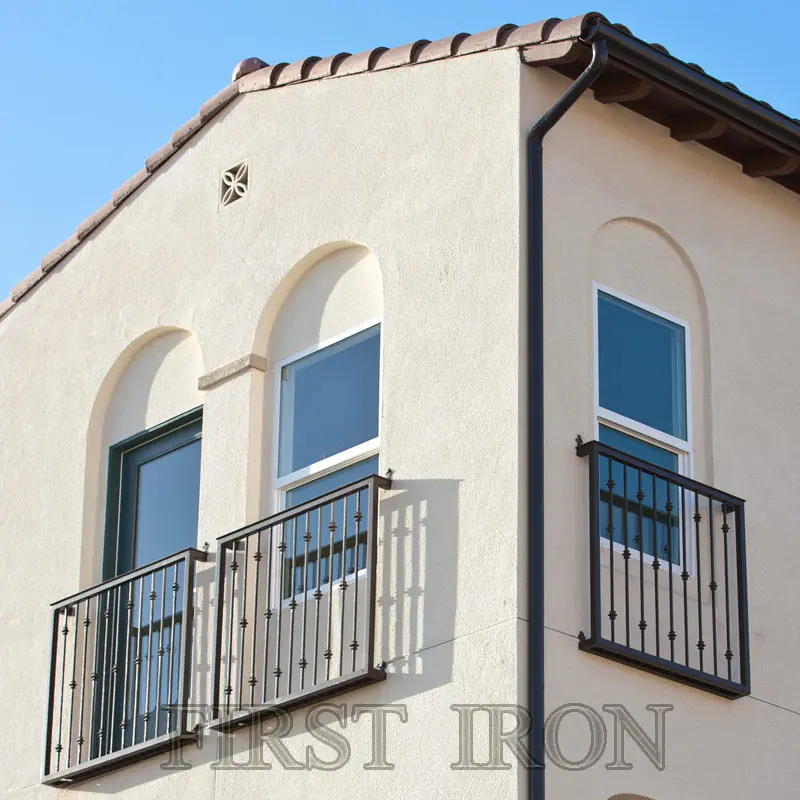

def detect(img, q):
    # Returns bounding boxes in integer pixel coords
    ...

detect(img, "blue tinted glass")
[285,456,379,508]
[133,439,201,568]
[278,326,380,476]
[599,426,680,561]
[599,425,678,472]
[598,292,686,439]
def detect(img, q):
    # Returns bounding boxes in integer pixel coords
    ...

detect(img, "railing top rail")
[577,440,746,507]
[217,474,392,547]
[51,547,207,610]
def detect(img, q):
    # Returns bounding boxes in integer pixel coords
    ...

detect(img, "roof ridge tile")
[416,33,470,63]
[457,23,518,55]
[374,40,431,71]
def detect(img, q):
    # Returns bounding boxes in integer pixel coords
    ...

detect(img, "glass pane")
[278,326,380,476]
[599,425,678,472]
[599,426,680,562]
[598,292,687,439]
[134,440,201,567]
[282,457,378,599]
[285,455,379,508]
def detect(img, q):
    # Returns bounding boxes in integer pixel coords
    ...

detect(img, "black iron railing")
[211,474,390,728]
[43,548,207,785]
[576,440,750,698]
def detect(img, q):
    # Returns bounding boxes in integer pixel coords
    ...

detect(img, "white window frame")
[271,317,383,514]
[593,283,693,571]
[593,282,693,474]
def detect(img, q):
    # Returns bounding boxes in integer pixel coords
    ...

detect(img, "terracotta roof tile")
[416,33,469,62]
[237,65,273,92]
[374,40,430,70]
[199,82,240,122]
[11,268,45,303]
[112,168,149,207]
[76,201,116,241]
[145,142,176,174]
[457,24,518,55]
[543,14,590,43]
[276,56,322,84]
[306,52,351,79]
[336,47,389,76]
[171,114,206,148]
[505,19,561,47]
[40,235,80,274]
[231,57,269,82]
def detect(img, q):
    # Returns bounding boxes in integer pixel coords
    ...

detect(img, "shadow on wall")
[608,795,658,800]
[377,478,461,701]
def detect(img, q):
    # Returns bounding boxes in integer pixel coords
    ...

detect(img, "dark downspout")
[527,33,608,800]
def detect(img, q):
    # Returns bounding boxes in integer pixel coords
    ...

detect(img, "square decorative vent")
[221,161,248,206]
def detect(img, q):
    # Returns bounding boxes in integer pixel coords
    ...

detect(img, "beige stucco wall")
[0,48,524,800]
[523,62,800,799]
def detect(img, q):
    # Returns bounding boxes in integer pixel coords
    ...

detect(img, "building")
[2,11,799,800]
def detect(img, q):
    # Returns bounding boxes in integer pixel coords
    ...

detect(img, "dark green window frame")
[102,406,203,579]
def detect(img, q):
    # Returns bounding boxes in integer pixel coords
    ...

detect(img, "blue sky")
[1,0,798,300]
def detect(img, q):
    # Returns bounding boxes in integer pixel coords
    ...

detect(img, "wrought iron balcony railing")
[43,548,207,786]
[576,439,750,698]
[211,474,390,729]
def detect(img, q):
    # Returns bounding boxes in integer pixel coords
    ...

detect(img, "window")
[104,408,203,578]
[97,408,202,757]
[274,323,381,597]
[595,287,690,561]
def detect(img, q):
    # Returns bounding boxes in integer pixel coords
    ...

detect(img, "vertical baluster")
[300,511,312,690]
[143,573,157,741]
[636,469,646,651]
[261,527,274,703]
[339,495,350,677]
[325,503,336,681]
[351,490,363,671]
[652,474,661,658]
[120,582,135,746]
[722,506,734,681]
[708,499,719,676]
[154,568,168,735]
[165,563,180,732]
[680,485,690,666]
[76,598,92,764]
[275,522,288,697]
[96,591,112,755]
[694,492,705,671]
[607,458,617,643]
[313,509,323,686]
[666,482,676,662]
[249,529,262,707]
[131,577,145,745]
[237,537,250,711]
[224,544,238,714]
[106,584,121,755]
[622,465,631,647]
[54,607,69,770]
[87,594,103,760]
[287,515,299,694]
[734,503,750,690]
[65,600,81,767]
